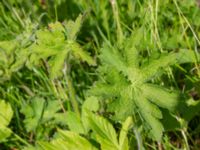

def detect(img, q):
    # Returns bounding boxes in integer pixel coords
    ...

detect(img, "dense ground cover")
[0,0,200,149]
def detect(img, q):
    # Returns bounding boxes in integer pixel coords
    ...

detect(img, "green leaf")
[108,93,136,121]
[119,116,133,150]
[10,48,29,72]
[20,97,45,132]
[0,40,17,55]
[0,100,13,126]
[49,50,68,79]
[161,109,181,131]
[21,98,62,132]
[70,42,96,66]
[43,100,61,121]
[39,141,60,150]
[22,145,40,150]
[134,94,164,141]
[142,83,180,111]
[82,96,99,112]
[57,130,97,150]
[65,14,82,40]
[100,44,127,73]
[82,96,99,132]
[87,112,119,150]
[180,98,200,122]
[53,113,68,125]
[0,125,12,142]
[141,50,200,81]
[0,41,26,80]
[123,27,143,68]
[65,111,85,134]
[28,22,67,78]
[0,100,13,142]
[39,130,98,150]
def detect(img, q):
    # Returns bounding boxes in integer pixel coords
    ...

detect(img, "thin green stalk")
[50,79,67,113]
[173,0,200,45]
[173,0,200,77]
[65,59,80,117]
[13,132,31,147]
[12,8,25,27]
[56,81,67,113]
[133,127,144,150]
[181,129,190,150]
[54,4,58,21]
[110,0,123,45]
[148,0,163,52]
[66,74,80,117]
[2,0,25,28]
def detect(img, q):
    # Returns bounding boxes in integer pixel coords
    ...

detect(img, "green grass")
[0,0,200,149]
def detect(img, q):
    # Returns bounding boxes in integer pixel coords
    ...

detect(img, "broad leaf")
[87,111,119,150]
[39,130,98,150]
[0,126,12,142]
[0,100,13,142]
[20,98,61,132]
[0,100,13,126]
[82,96,99,132]
[65,111,85,134]
[20,97,45,132]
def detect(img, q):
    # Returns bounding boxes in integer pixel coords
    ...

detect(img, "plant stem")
[13,132,31,147]
[181,129,190,150]
[133,127,144,150]
[65,58,80,117]
[110,0,123,45]
[157,142,162,150]
[66,75,80,117]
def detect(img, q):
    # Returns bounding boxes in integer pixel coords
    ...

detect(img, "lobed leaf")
[142,83,180,112]
[100,44,127,73]
[141,50,200,81]
[65,14,82,40]
[70,42,96,66]
[134,95,164,141]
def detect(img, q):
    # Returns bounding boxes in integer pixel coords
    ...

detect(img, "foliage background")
[0,0,200,149]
